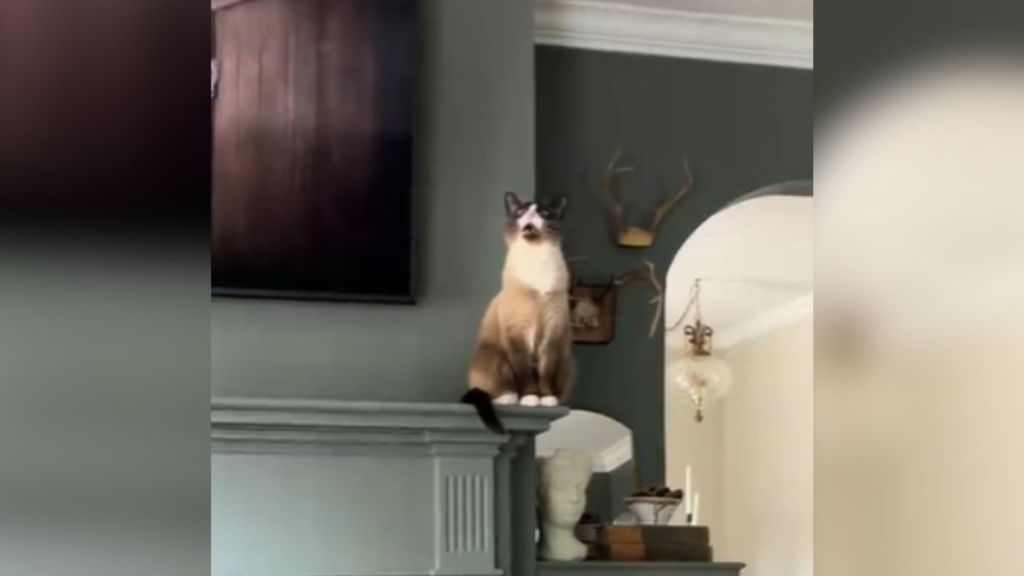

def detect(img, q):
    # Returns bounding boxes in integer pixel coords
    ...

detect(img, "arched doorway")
[663,185,812,576]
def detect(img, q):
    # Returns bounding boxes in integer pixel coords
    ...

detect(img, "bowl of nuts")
[624,486,684,525]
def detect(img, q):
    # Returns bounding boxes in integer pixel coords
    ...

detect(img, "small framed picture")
[569,284,617,344]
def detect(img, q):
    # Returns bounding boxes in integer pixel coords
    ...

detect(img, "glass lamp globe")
[667,322,732,422]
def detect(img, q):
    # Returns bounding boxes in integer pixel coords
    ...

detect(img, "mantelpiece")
[538,561,745,576]
[212,397,566,576]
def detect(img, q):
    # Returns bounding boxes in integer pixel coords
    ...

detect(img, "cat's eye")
[539,209,550,218]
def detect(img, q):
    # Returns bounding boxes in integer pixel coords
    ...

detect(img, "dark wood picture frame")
[211,0,418,303]
[569,284,617,344]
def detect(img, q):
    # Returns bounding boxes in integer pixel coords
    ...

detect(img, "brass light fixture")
[666,280,732,422]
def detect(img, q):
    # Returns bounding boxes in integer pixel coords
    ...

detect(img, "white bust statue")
[538,449,593,561]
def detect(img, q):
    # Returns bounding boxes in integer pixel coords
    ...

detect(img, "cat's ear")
[551,196,568,219]
[504,191,522,217]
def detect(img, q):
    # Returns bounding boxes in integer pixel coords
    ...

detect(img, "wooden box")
[576,524,713,562]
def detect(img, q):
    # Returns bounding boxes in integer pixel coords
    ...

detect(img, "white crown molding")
[534,0,813,69]
[716,293,813,349]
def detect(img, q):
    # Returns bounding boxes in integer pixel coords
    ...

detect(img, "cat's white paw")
[494,392,519,405]
[519,394,540,407]
[539,395,559,407]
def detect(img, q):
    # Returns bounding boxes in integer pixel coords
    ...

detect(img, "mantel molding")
[212,397,568,451]
[534,0,813,69]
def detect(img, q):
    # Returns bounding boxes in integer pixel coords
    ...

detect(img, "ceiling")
[582,0,812,23]
[664,192,813,351]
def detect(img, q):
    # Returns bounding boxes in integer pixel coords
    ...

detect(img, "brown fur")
[468,227,574,402]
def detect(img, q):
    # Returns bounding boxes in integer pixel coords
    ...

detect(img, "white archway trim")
[716,293,813,350]
[536,409,634,473]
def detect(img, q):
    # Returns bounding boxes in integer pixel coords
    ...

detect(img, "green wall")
[210,5,811,489]
[536,46,812,485]
[212,0,534,401]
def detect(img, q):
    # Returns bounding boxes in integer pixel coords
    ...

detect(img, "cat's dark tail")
[461,388,506,435]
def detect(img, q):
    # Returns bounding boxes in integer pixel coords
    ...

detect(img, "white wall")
[816,320,1024,576]
[719,317,813,576]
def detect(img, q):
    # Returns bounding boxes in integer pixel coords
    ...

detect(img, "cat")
[462,191,575,434]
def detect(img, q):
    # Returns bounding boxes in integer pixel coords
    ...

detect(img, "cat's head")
[504,192,568,244]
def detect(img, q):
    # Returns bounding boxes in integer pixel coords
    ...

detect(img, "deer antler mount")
[613,261,664,338]
[602,148,694,248]
[567,258,664,343]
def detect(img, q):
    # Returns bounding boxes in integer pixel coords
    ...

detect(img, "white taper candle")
[684,465,692,515]
[692,492,700,525]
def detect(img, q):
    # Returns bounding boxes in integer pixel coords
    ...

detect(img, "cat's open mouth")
[521,224,540,239]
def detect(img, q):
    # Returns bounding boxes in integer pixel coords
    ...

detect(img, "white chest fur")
[504,239,568,295]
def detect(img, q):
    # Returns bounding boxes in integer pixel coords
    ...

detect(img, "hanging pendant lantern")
[666,280,733,422]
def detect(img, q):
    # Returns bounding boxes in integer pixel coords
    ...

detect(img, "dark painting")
[211,0,417,301]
